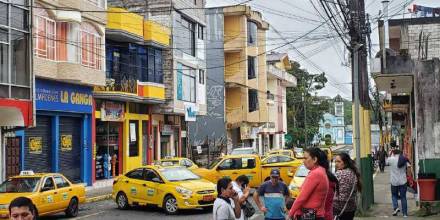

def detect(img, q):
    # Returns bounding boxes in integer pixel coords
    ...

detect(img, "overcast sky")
[206,0,440,100]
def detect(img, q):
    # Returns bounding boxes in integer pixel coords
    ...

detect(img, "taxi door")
[216,157,242,181]
[239,157,259,187]
[38,177,60,214]
[142,169,165,205]
[123,168,148,203]
[53,175,73,209]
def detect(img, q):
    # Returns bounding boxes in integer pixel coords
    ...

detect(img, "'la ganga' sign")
[36,79,93,113]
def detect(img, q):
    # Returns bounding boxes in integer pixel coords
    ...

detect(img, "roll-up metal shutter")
[59,117,81,183]
[25,116,51,173]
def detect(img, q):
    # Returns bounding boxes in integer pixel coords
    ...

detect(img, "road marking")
[71,211,105,219]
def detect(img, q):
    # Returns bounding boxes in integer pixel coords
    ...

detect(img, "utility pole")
[353,43,363,211]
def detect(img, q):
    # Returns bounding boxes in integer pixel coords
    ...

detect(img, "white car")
[230,147,257,155]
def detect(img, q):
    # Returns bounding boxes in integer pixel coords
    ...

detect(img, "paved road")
[39,198,267,220]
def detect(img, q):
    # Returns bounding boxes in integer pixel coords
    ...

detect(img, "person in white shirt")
[387,149,411,218]
[231,175,251,220]
[213,177,241,220]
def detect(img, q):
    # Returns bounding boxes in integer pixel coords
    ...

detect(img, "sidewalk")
[85,179,113,203]
[355,166,439,219]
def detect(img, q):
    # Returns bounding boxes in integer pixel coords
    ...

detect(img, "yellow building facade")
[223,6,270,151]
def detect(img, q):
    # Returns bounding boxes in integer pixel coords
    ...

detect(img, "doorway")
[6,137,20,178]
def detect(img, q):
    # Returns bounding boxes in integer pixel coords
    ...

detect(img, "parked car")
[192,154,301,187]
[112,166,216,215]
[0,171,85,219]
[288,164,309,199]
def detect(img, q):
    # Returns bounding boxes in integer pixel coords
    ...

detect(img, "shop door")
[6,137,20,178]
[25,116,51,173]
[142,121,148,166]
[59,117,81,183]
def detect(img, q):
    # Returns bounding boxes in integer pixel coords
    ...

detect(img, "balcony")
[144,21,171,48]
[106,7,144,43]
[94,78,165,104]
[225,53,246,87]
[226,106,244,128]
[371,55,414,94]
[267,65,297,87]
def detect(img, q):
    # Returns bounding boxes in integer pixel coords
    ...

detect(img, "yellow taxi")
[153,157,199,170]
[0,171,85,219]
[112,165,217,215]
[261,154,302,183]
[267,149,295,158]
[320,147,333,161]
[288,164,309,199]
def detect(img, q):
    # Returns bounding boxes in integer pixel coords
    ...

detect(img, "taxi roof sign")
[20,170,35,176]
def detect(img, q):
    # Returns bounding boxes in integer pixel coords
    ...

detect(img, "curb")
[85,194,112,203]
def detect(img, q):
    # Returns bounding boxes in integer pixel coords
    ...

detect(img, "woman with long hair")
[319,150,339,220]
[288,147,329,220]
[333,152,362,220]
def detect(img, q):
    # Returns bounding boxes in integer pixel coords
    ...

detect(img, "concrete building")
[93,5,170,182]
[23,0,107,185]
[213,5,270,154]
[261,52,297,152]
[108,0,207,158]
[0,1,33,182]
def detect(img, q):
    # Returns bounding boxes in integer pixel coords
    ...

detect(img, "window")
[42,177,55,191]
[194,0,197,4]
[126,168,144,180]
[144,169,161,182]
[198,69,205,84]
[145,47,163,83]
[80,23,102,70]
[180,17,195,56]
[177,63,196,103]
[335,105,343,116]
[248,56,256,79]
[247,21,257,46]
[182,159,193,168]
[34,11,55,60]
[129,121,139,157]
[278,156,294,163]
[248,89,259,112]
[86,0,105,7]
[11,30,30,88]
[198,25,204,40]
[54,176,70,188]
[218,158,255,170]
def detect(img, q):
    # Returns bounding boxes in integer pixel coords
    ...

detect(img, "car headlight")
[176,187,193,196]
[0,204,9,210]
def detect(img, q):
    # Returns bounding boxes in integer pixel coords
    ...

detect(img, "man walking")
[377,146,388,172]
[387,149,410,217]
[253,169,289,220]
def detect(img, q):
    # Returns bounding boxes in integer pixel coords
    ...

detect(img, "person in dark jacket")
[377,146,388,172]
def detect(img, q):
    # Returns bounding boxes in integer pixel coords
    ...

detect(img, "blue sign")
[36,79,93,113]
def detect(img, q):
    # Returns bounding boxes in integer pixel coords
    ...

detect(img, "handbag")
[242,199,255,218]
[333,182,356,220]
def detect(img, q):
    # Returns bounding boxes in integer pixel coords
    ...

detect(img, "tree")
[286,61,329,147]
[370,86,385,147]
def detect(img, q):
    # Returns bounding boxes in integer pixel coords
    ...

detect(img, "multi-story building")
[21,0,107,185]
[93,5,169,181]
[0,1,33,182]
[260,52,296,152]
[220,5,269,153]
[108,0,207,159]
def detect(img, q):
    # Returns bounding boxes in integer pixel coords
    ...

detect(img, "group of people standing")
[213,147,362,220]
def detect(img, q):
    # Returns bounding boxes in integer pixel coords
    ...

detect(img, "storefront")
[93,100,151,182]
[23,79,93,185]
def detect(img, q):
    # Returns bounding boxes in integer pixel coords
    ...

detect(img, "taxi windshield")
[208,157,222,169]
[295,165,310,177]
[161,168,200,182]
[0,177,41,193]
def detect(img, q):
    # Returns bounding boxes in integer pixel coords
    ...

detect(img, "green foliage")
[286,61,330,147]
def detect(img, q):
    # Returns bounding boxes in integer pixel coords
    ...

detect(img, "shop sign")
[101,101,124,121]
[240,124,251,140]
[130,123,137,142]
[29,137,42,154]
[35,79,93,113]
[250,127,260,139]
[161,125,173,135]
[184,103,198,122]
[61,135,72,151]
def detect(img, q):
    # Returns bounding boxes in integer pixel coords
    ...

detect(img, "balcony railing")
[94,77,137,94]
[267,65,297,86]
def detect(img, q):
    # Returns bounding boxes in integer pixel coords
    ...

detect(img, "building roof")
[267,52,288,62]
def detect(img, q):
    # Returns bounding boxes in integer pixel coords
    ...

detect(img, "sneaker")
[392,208,400,216]
[403,215,408,218]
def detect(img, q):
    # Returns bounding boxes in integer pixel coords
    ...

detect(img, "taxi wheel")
[65,197,79,217]
[163,195,178,215]
[116,192,130,210]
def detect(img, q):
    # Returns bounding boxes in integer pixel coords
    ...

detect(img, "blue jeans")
[391,184,407,215]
